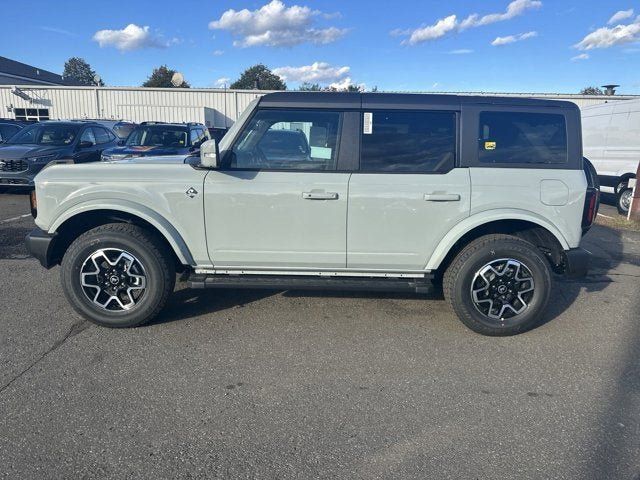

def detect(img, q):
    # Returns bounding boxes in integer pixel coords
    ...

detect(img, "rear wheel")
[443,234,551,336]
[61,223,175,328]
[617,185,633,215]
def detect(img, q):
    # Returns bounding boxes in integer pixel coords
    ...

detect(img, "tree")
[298,82,322,91]
[63,57,104,86]
[142,65,190,88]
[580,86,604,95]
[230,64,286,90]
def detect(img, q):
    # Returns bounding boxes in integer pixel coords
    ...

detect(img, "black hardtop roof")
[258,91,578,110]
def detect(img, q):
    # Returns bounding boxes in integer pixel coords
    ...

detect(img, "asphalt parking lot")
[0,189,639,479]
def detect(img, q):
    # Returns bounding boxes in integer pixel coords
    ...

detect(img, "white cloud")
[575,16,640,50]
[273,62,350,83]
[396,0,542,45]
[328,77,365,91]
[213,49,224,56]
[403,15,458,45]
[93,24,176,51]
[571,53,590,61]
[609,9,634,25]
[491,31,537,46]
[208,0,347,47]
[214,77,231,87]
[448,49,474,54]
[460,0,542,29]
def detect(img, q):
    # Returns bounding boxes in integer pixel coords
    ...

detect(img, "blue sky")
[2,0,639,93]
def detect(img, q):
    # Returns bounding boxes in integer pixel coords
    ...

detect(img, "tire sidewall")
[617,187,632,214]
[62,230,170,327]
[452,241,551,335]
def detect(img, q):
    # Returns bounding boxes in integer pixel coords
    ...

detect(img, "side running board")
[186,273,435,294]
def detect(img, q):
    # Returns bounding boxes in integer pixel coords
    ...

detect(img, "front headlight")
[27,154,58,163]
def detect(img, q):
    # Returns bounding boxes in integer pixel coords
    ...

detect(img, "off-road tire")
[61,223,175,328]
[443,234,552,336]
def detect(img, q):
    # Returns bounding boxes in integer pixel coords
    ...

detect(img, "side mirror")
[200,139,220,168]
[79,140,94,149]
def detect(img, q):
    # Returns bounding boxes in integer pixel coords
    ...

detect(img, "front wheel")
[61,223,175,328]
[443,234,552,336]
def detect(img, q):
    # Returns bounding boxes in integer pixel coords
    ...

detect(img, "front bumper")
[563,247,591,278]
[25,228,57,269]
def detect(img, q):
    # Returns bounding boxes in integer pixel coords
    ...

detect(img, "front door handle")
[302,191,339,200]
[424,193,461,202]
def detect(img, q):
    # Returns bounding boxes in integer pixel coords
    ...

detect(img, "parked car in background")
[0,120,118,187]
[27,92,597,336]
[207,127,228,144]
[0,119,34,143]
[582,99,640,214]
[73,119,137,141]
[100,122,210,161]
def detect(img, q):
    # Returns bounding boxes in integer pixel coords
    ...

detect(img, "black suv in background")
[100,122,210,161]
[0,121,118,187]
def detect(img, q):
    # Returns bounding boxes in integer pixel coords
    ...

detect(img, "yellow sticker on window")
[484,141,496,150]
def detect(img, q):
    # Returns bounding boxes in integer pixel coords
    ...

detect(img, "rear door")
[347,108,471,271]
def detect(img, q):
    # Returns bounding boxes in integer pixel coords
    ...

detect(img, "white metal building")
[1,85,638,127]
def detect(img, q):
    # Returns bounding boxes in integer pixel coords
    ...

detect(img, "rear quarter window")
[479,111,568,165]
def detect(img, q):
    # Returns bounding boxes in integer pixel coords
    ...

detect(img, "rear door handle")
[424,193,461,202]
[302,191,339,200]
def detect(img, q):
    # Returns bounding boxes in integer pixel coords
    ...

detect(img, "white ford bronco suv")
[26,92,598,336]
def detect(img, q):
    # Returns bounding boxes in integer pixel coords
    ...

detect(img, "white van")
[582,99,640,214]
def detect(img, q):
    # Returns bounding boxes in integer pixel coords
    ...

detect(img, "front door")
[204,108,349,269]
[347,109,471,271]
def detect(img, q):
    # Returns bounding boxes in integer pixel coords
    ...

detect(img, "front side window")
[126,126,188,147]
[7,124,79,146]
[360,111,456,173]
[0,125,20,142]
[478,111,567,165]
[228,109,341,170]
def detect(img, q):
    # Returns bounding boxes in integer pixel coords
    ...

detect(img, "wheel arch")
[48,203,195,269]
[427,213,569,275]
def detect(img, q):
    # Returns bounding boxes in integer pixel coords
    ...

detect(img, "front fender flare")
[49,199,196,266]
[424,209,571,271]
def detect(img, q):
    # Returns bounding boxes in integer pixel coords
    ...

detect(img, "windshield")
[125,126,188,147]
[7,124,79,146]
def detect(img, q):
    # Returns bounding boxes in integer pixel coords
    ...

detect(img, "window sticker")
[363,112,373,135]
[484,141,497,150]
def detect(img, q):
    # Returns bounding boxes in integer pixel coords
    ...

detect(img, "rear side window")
[479,111,567,165]
[92,127,113,144]
[360,111,456,173]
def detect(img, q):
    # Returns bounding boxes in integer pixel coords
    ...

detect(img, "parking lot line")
[0,213,31,224]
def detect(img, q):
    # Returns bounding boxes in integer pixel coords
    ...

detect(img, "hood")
[105,145,188,157]
[112,154,195,165]
[0,144,65,160]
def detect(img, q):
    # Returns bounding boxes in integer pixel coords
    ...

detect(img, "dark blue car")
[0,121,118,187]
[101,122,210,161]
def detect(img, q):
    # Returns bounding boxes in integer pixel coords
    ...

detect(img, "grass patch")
[596,213,640,232]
